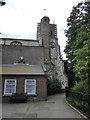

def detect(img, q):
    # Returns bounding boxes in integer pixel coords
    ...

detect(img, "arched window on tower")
[45,19,47,22]
[10,41,22,46]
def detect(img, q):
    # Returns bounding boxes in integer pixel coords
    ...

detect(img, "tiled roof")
[0,64,45,75]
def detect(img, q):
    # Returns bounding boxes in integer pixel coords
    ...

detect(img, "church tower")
[37,16,50,64]
[37,16,58,64]
[37,16,68,89]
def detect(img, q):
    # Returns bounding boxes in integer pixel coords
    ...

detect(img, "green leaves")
[47,78,61,95]
[73,80,89,94]
[73,25,90,80]
[64,1,90,92]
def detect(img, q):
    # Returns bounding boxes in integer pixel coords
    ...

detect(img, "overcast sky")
[0,0,84,59]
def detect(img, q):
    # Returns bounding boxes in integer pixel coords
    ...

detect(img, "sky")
[0,0,84,59]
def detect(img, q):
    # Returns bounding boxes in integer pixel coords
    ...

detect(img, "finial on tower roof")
[43,9,46,16]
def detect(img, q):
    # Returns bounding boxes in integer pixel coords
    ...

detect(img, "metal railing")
[65,87,90,118]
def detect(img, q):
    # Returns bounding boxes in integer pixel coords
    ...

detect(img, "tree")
[73,25,90,81]
[64,1,90,93]
[64,2,85,69]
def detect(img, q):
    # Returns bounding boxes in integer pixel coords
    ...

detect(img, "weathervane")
[53,18,55,24]
[43,9,46,16]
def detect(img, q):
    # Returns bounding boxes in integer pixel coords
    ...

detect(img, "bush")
[47,78,61,95]
[67,80,90,117]
[72,80,89,94]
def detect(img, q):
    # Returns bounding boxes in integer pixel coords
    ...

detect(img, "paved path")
[2,94,85,118]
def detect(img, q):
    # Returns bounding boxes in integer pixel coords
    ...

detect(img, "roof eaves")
[1,73,45,75]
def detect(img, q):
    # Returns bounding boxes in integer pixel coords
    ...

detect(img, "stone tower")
[37,16,58,63]
[37,16,50,64]
[37,16,68,89]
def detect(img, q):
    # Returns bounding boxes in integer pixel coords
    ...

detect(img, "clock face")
[50,42,55,48]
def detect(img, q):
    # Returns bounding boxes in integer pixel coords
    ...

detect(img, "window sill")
[27,94,36,97]
[3,94,12,96]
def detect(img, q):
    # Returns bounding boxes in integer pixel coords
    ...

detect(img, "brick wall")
[2,75,47,102]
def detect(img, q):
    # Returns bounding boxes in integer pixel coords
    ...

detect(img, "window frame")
[25,79,36,95]
[4,79,16,96]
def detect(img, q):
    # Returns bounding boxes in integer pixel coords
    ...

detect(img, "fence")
[65,87,90,118]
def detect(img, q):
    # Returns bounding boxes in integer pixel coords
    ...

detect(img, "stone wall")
[0,38,39,46]
[55,56,68,89]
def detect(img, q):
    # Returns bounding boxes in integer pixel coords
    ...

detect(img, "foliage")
[47,78,62,95]
[73,26,90,81]
[64,60,75,87]
[64,1,86,68]
[73,80,89,94]
[64,1,90,92]
[67,96,88,114]
[64,1,90,117]
[66,88,90,117]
